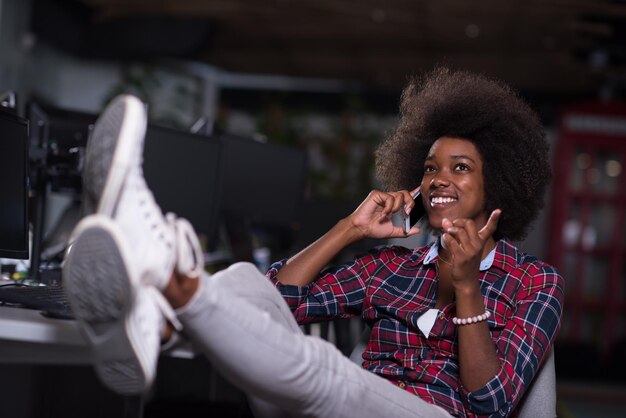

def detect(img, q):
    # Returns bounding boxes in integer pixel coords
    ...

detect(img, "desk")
[0,305,195,364]
[0,305,148,417]
[0,305,245,417]
[0,305,91,364]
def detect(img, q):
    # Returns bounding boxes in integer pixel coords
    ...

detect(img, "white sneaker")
[63,215,166,395]
[78,94,204,289]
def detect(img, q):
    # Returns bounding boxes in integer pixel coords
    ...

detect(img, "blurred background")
[1,1,625,417]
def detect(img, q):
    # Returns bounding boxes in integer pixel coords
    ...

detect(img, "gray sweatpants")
[176,262,452,418]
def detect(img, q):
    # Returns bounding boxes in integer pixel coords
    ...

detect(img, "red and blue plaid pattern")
[267,239,564,417]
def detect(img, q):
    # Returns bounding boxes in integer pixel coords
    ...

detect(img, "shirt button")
[398,381,406,389]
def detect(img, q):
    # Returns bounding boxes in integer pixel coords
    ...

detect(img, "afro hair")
[375,67,551,241]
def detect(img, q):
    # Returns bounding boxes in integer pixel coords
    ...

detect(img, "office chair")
[349,334,556,418]
[517,348,557,418]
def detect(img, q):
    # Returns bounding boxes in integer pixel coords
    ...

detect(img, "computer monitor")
[142,125,223,251]
[24,101,96,278]
[0,109,30,259]
[218,133,308,228]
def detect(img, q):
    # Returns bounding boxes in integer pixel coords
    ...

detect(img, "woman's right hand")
[276,188,420,286]
[347,189,421,240]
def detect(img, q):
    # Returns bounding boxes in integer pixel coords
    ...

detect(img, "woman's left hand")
[441,209,501,290]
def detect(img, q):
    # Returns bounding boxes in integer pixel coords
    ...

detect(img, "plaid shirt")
[266,239,564,417]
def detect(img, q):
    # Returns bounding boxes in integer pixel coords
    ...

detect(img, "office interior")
[1,0,625,417]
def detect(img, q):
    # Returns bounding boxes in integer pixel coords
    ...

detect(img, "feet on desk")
[64,94,205,395]
[64,212,203,395]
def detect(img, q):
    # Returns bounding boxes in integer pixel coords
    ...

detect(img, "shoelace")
[149,215,203,333]
[166,214,204,280]
[131,168,175,249]
[147,286,183,332]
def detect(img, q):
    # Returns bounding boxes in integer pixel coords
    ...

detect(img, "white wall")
[26,45,121,113]
[0,0,117,113]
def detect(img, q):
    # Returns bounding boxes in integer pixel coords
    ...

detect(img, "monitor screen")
[218,134,308,227]
[0,110,30,259]
[142,125,223,251]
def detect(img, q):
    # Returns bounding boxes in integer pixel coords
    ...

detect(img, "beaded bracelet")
[452,310,491,325]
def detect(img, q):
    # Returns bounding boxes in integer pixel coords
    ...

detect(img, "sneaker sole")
[63,216,152,395]
[83,95,147,217]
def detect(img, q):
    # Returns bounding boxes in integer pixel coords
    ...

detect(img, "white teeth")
[431,196,456,205]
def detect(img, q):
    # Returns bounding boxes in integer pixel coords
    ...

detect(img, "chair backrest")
[516,348,556,418]
[348,333,556,418]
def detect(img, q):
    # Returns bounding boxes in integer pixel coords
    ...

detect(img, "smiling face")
[420,136,489,230]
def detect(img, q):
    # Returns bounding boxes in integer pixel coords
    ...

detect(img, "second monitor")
[143,124,223,251]
[218,133,308,228]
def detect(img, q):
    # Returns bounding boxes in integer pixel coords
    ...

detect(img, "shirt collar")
[421,238,496,271]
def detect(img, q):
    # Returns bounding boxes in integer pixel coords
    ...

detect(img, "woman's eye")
[455,164,470,171]
[424,165,436,173]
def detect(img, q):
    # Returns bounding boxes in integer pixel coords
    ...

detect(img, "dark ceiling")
[33,0,626,102]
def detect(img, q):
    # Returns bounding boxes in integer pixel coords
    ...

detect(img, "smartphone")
[403,191,427,233]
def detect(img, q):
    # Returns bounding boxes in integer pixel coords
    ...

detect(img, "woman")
[64,68,563,418]
[266,67,564,416]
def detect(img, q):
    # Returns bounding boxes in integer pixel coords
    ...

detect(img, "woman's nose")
[430,172,450,188]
